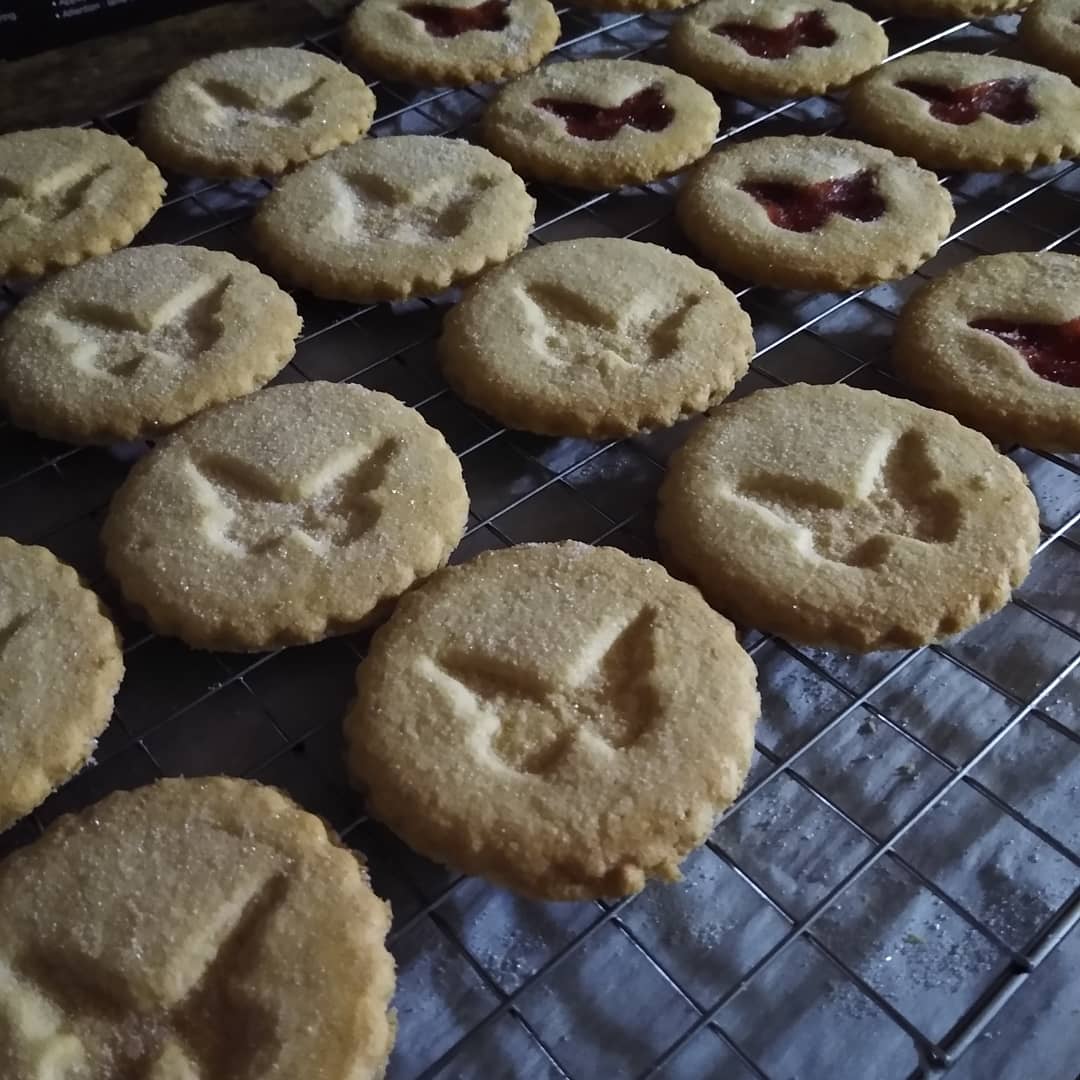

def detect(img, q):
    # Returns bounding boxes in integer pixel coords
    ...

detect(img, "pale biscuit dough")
[0,777,396,1079]
[345,542,760,900]
[102,381,469,651]
[0,245,301,444]
[848,51,1080,172]
[439,237,754,437]
[676,135,954,291]
[344,0,560,86]
[669,0,888,99]
[252,135,535,301]
[481,59,721,189]
[0,128,164,279]
[139,47,376,178]
[895,252,1080,452]
[657,383,1040,651]
[0,538,123,833]
[1021,0,1080,84]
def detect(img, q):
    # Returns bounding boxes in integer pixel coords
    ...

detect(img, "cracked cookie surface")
[657,383,1039,651]
[0,777,395,1080]
[0,539,123,833]
[0,245,301,444]
[252,134,534,301]
[439,237,754,437]
[102,381,469,651]
[345,541,759,900]
[139,47,376,177]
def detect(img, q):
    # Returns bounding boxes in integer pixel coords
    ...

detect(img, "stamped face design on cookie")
[418,606,661,776]
[403,0,510,36]
[733,430,962,568]
[714,10,836,59]
[898,78,1037,126]
[186,74,330,128]
[4,871,288,1076]
[741,169,885,233]
[534,86,673,140]
[972,317,1080,387]
[38,274,230,380]
[517,281,704,372]
[0,161,112,229]
[185,440,397,557]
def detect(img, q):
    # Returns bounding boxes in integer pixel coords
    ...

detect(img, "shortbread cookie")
[0,245,301,445]
[0,539,123,833]
[139,48,376,178]
[895,252,1080,452]
[481,59,721,189]
[345,542,759,900]
[669,0,888,99]
[0,777,396,1078]
[440,237,754,437]
[867,0,1026,15]
[676,135,953,291]
[1021,0,1080,84]
[0,128,164,280]
[344,0,560,86]
[658,384,1039,651]
[252,135,534,301]
[103,382,469,651]
[848,51,1080,172]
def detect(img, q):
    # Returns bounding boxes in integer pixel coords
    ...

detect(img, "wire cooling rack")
[3,7,1080,1079]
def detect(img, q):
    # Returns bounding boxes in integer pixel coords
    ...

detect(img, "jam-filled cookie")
[895,252,1080,452]
[139,47,376,178]
[669,0,887,99]
[657,383,1039,651]
[867,0,1026,15]
[1021,0,1080,85]
[481,59,721,189]
[676,134,954,291]
[848,51,1080,172]
[344,0,560,86]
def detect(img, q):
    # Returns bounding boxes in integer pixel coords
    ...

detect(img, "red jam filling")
[713,10,836,60]
[740,170,885,233]
[897,78,1037,126]
[403,0,509,37]
[972,317,1080,387]
[533,86,672,140]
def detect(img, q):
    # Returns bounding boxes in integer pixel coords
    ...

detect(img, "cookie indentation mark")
[0,162,112,229]
[714,10,836,59]
[39,274,231,380]
[534,86,673,140]
[404,0,510,36]
[0,610,33,659]
[972,316,1080,387]
[12,873,288,1078]
[420,606,662,775]
[186,439,397,557]
[189,75,330,127]
[898,78,1037,126]
[734,430,962,567]
[741,169,885,232]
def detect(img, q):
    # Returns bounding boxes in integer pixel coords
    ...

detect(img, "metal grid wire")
[3,6,1080,1078]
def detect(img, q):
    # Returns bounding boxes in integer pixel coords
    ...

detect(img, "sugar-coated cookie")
[676,135,954,291]
[439,237,754,437]
[345,542,759,900]
[482,59,721,189]
[252,135,534,301]
[344,0,560,86]
[0,539,123,833]
[669,0,888,99]
[0,777,396,1079]
[103,381,469,651]
[895,252,1080,452]
[139,47,376,178]
[657,383,1039,651]
[0,245,301,444]
[0,128,164,279]
[848,51,1080,172]
[1021,0,1080,84]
